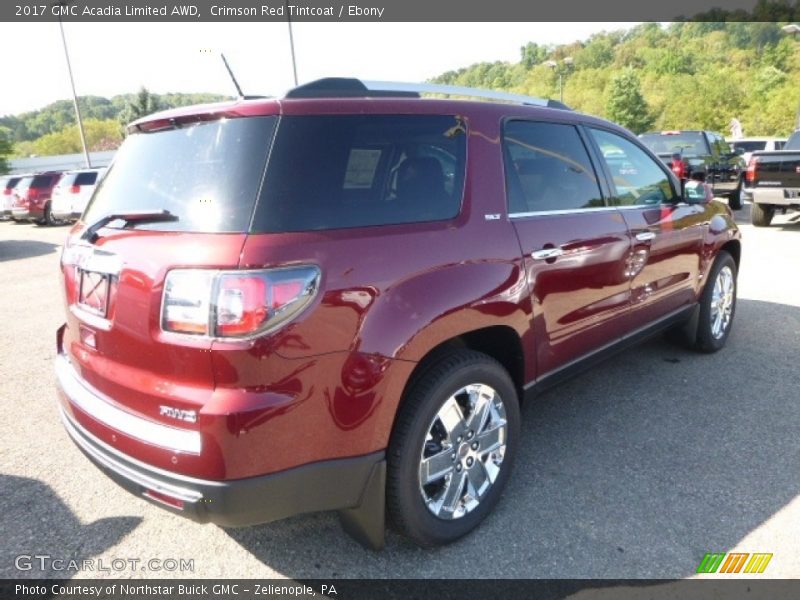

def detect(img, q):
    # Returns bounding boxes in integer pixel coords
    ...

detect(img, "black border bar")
[2,0,798,22]
[5,579,800,600]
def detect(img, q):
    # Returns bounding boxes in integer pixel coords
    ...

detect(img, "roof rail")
[285,78,571,110]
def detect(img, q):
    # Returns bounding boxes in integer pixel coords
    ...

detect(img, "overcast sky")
[0,22,640,116]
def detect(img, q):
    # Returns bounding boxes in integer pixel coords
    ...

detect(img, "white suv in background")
[51,168,107,222]
[1,175,24,220]
[729,137,787,165]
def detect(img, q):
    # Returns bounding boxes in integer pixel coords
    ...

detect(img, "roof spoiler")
[285,78,571,110]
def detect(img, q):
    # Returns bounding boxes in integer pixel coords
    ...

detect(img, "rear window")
[4,177,21,190]
[83,117,276,233]
[251,114,467,233]
[31,174,58,188]
[75,172,99,186]
[639,132,708,157]
[56,173,79,188]
[731,141,767,153]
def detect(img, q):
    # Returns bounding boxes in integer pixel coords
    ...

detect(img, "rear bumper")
[59,402,385,528]
[711,180,738,194]
[52,208,80,221]
[12,207,42,220]
[752,188,800,207]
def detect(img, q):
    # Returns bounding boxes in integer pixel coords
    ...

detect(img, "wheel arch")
[720,239,741,271]
[393,325,525,428]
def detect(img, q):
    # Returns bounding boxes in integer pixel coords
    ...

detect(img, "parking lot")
[1,204,799,580]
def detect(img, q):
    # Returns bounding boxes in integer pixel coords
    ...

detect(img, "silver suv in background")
[51,168,107,222]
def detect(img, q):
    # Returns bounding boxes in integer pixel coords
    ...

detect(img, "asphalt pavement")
[1,203,798,580]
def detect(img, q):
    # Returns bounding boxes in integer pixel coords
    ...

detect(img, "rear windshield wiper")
[81,210,179,243]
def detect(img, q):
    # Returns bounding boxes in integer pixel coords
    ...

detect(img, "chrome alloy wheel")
[710,265,735,339]
[418,383,508,520]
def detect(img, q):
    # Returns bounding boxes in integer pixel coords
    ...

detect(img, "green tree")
[605,68,655,133]
[119,86,161,125]
[32,119,123,156]
[0,127,12,174]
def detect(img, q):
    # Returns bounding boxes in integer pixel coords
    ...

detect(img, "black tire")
[695,251,737,353]
[387,350,520,547]
[41,203,57,227]
[728,183,743,210]
[751,202,774,227]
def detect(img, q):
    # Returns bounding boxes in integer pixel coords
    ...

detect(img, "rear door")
[587,127,705,330]
[504,120,632,379]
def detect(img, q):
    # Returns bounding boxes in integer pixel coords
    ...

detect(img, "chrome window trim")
[508,203,687,219]
[55,354,202,455]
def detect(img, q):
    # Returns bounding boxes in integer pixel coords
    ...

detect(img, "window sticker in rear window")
[344,148,383,189]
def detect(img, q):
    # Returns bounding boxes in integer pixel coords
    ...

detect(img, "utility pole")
[285,1,299,86]
[56,3,91,168]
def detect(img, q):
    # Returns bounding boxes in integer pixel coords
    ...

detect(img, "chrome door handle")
[635,231,656,242]
[531,247,564,260]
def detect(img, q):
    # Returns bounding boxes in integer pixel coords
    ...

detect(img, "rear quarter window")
[251,114,467,233]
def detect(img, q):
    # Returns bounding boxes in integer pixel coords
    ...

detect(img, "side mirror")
[682,179,712,204]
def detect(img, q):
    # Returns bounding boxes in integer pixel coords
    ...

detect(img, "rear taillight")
[745,157,758,183]
[27,188,39,201]
[2,188,10,195]
[670,154,686,179]
[162,266,320,338]
[69,185,81,194]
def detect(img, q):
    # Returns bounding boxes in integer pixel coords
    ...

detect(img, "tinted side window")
[590,128,676,206]
[75,172,98,186]
[253,115,466,233]
[503,121,603,214]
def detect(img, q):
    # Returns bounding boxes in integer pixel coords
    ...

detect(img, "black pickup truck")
[639,130,745,206]
[746,130,800,226]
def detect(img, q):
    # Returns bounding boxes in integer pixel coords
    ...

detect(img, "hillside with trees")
[434,21,800,136]
[1,89,229,159]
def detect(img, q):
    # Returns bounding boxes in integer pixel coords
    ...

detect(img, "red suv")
[12,171,63,224]
[55,79,741,549]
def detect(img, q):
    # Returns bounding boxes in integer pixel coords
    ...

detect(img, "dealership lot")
[1,205,798,580]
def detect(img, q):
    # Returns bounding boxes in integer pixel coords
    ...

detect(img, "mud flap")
[338,460,386,550]
[675,302,701,346]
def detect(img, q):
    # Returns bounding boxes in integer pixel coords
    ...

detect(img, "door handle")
[635,231,656,242]
[531,247,564,260]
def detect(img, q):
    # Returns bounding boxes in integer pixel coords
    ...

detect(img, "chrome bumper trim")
[55,353,202,455]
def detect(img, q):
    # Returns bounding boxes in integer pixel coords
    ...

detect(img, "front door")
[504,120,633,380]
[587,127,706,330]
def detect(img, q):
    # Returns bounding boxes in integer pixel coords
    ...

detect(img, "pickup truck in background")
[746,130,800,227]
[639,130,745,208]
